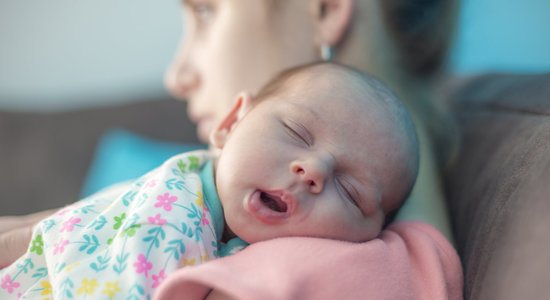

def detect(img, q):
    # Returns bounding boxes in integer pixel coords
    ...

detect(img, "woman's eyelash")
[185,0,214,23]
[194,4,213,20]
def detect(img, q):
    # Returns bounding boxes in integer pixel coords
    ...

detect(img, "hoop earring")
[320,44,333,61]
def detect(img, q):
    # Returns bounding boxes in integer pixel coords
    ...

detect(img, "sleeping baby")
[0,62,418,299]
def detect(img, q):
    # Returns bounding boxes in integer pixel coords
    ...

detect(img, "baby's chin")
[227,225,281,244]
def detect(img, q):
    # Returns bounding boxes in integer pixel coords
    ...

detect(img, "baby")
[0,63,418,299]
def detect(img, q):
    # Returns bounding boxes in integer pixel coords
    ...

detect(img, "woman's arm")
[0,209,58,233]
[0,208,58,267]
[395,124,453,241]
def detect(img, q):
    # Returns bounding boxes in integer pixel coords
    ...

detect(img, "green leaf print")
[54,262,66,274]
[177,159,187,173]
[193,227,204,242]
[113,213,126,230]
[186,203,200,219]
[30,234,44,255]
[43,219,56,233]
[79,204,96,214]
[123,224,141,237]
[126,284,145,300]
[31,267,48,279]
[60,277,74,298]
[164,239,186,260]
[166,178,186,190]
[77,234,100,254]
[178,222,194,238]
[143,226,166,251]
[188,155,200,171]
[88,215,107,230]
[176,155,200,174]
[90,253,111,272]
[15,258,34,277]
[113,252,130,275]
[122,191,138,207]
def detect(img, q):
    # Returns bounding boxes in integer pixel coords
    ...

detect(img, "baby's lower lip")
[245,190,289,224]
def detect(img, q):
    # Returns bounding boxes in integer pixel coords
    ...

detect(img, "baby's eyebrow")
[285,101,323,123]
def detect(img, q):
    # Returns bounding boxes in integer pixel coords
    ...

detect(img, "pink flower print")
[155,193,177,211]
[201,211,210,226]
[1,274,20,294]
[145,179,157,189]
[152,270,166,288]
[133,254,152,277]
[147,214,167,226]
[60,216,81,232]
[53,239,69,255]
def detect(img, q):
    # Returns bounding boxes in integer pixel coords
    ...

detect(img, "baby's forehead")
[285,76,386,121]
[256,63,399,135]
[289,65,375,94]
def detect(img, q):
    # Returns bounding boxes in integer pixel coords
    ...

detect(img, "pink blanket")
[154,221,463,300]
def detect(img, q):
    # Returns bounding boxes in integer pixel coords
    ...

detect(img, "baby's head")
[211,63,419,243]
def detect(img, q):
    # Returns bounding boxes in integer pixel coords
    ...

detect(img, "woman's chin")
[197,120,214,142]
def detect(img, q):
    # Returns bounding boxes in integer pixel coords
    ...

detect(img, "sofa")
[0,99,200,215]
[444,73,550,299]
[1,73,549,299]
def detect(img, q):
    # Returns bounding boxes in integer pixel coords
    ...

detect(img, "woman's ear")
[210,92,253,149]
[312,0,355,47]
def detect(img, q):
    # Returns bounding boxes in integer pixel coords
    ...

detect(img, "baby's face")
[214,79,396,243]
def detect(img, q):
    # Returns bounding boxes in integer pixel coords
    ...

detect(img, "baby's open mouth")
[260,191,288,213]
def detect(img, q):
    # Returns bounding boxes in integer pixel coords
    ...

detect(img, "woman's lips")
[245,190,295,224]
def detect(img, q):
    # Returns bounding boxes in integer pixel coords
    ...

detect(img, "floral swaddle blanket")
[1,151,219,299]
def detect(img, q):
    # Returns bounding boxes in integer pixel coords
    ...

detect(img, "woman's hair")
[379,0,459,77]
[378,0,460,169]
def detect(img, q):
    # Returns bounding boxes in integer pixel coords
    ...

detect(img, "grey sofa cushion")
[445,73,550,299]
[0,99,198,215]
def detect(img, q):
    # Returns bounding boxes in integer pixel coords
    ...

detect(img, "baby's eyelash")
[337,178,360,208]
[284,122,310,146]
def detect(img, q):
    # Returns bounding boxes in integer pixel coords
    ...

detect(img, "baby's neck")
[221,223,237,243]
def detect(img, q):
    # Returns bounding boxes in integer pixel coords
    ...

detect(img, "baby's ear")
[210,92,253,148]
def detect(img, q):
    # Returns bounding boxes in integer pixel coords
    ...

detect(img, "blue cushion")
[81,129,205,197]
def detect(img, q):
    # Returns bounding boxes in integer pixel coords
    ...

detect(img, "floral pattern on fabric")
[0,150,219,299]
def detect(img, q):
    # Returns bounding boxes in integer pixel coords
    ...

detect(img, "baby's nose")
[290,159,330,194]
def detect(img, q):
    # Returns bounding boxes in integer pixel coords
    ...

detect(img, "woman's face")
[165,0,319,142]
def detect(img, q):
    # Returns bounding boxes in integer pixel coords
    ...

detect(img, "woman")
[1,0,461,298]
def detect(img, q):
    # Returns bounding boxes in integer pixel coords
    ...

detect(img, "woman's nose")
[164,36,199,101]
[290,158,331,194]
[165,63,200,100]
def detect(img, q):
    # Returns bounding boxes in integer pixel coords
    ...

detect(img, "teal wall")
[451,0,550,73]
